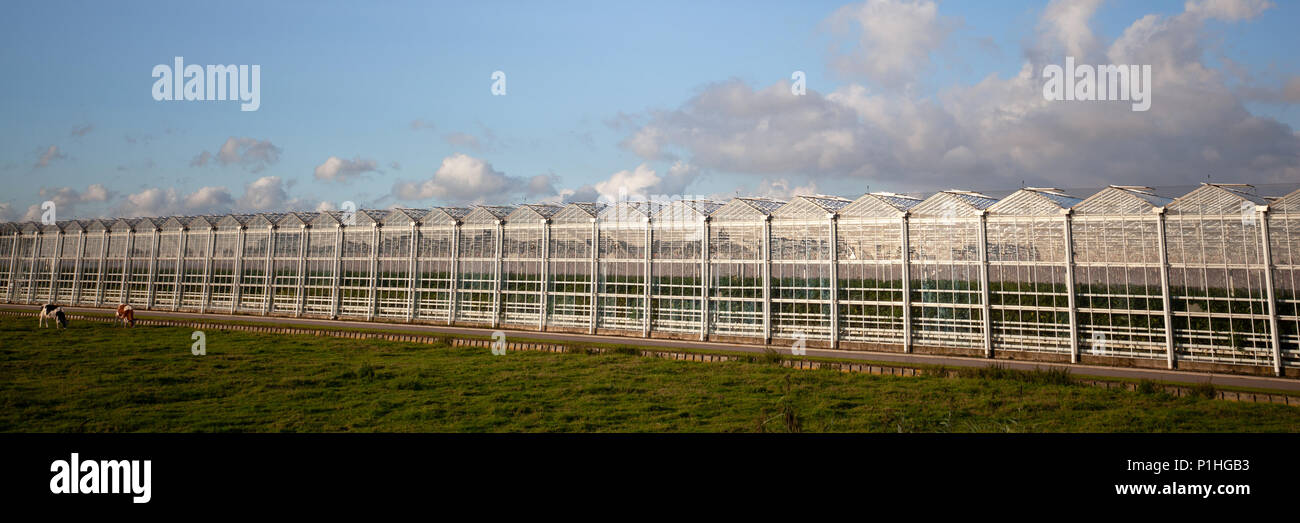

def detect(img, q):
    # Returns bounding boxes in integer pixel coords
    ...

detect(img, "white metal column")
[448,221,461,325]
[1155,208,1176,369]
[329,224,343,318]
[263,225,277,315]
[540,219,551,331]
[761,216,772,344]
[699,217,710,341]
[1258,206,1283,376]
[120,230,134,306]
[1063,210,1080,363]
[829,213,840,348]
[145,228,161,309]
[25,233,41,303]
[93,231,107,306]
[296,224,309,317]
[900,214,913,353]
[978,211,993,358]
[407,222,419,322]
[589,218,599,334]
[642,217,652,338]
[492,219,504,329]
[200,226,216,313]
[171,228,185,311]
[230,226,245,314]
[4,233,18,303]
[367,225,380,320]
[47,232,61,303]
[70,230,85,304]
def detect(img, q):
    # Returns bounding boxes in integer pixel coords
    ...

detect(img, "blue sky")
[2,0,1297,221]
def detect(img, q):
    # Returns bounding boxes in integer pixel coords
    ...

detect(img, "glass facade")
[4,184,1297,375]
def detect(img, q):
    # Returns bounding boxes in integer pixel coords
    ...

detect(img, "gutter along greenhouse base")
[2,184,1299,378]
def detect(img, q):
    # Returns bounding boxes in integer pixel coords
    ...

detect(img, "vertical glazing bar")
[330,224,343,318]
[94,231,107,306]
[230,226,245,314]
[762,216,772,344]
[408,223,419,322]
[540,219,551,331]
[829,214,839,348]
[367,225,379,320]
[1258,207,1283,376]
[26,234,40,303]
[448,222,460,325]
[201,227,216,313]
[493,220,504,329]
[700,217,710,341]
[1155,208,1176,369]
[71,230,85,305]
[900,214,912,353]
[47,232,61,303]
[5,233,18,302]
[263,226,276,315]
[589,218,599,334]
[643,217,652,337]
[146,228,160,309]
[1063,210,1080,363]
[172,228,184,311]
[121,230,133,306]
[978,211,993,358]
[296,225,309,317]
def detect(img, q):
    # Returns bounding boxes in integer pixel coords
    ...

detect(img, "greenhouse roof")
[987,188,1082,215]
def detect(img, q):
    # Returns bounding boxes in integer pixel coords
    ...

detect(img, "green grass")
[1,316,1298,432]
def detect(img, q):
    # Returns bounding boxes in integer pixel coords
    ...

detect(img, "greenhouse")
[1,183,1297,376]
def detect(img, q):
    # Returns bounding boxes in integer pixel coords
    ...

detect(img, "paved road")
[5,303,1299,392]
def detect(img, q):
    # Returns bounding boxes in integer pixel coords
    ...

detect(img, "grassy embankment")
[2,316,1297,432]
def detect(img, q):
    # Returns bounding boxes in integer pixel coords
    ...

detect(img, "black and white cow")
[38,304,68,329]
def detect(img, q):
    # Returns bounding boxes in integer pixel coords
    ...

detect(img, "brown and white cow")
[116,304,136,327]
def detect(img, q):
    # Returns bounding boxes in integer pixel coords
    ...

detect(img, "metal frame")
[1,185,1294,375]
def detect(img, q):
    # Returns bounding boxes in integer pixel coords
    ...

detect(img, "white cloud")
[1038,0,1105,59]
[748,178,821,201]
[192,137,281,172]
[554,161,703,205]
[113,176,304,217]
[1184,0,1272,21]
[314,156,379,183]
[116,187,186,217]
[619,1,1298,190]
[236,176,296,211]
[185,186,236,214]
[826,0,954,88]
[114,186,235,217]
[21,184,113,221]
[34,145,66,169]
[391,153,556,205]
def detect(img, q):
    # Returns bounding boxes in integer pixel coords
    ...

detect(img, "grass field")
[2,316,1298,432]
